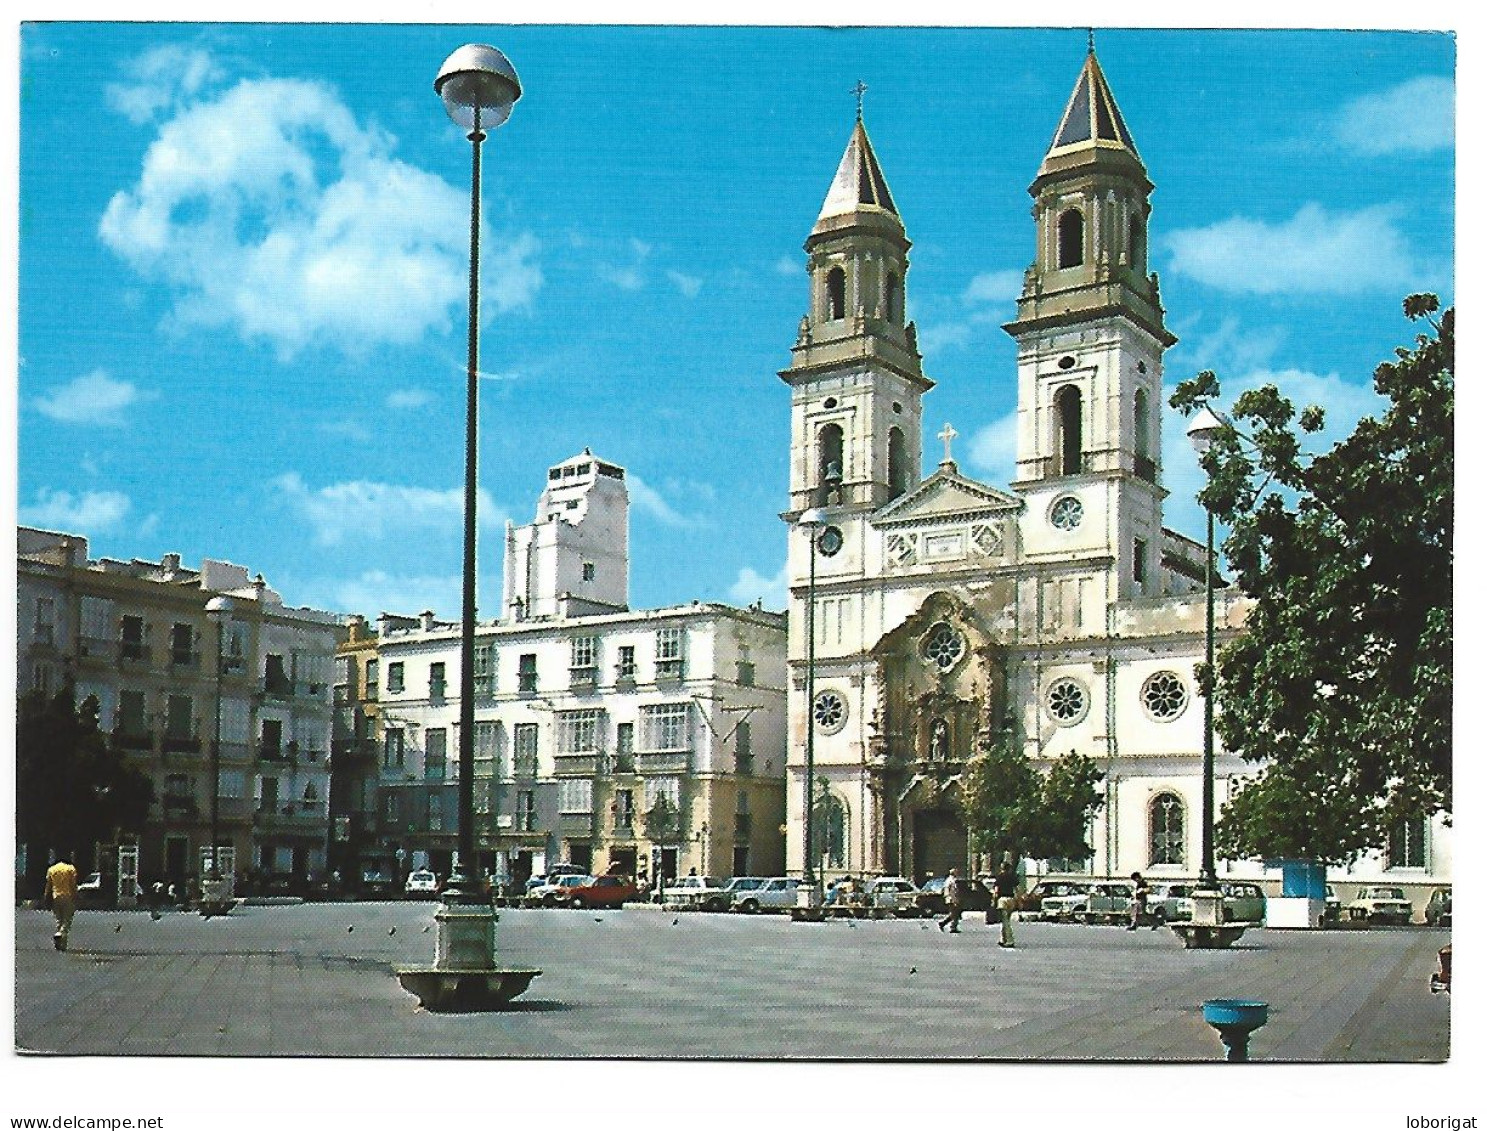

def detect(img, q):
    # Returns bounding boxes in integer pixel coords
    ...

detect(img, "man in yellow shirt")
[44,858,79,951]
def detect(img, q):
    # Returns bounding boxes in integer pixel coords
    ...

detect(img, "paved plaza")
[14,902,1449,1061]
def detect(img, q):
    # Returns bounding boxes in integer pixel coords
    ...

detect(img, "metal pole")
[209,617,224,881]
[803,530,817,886]
[1201,502,1217,888]
[454,107,484,898]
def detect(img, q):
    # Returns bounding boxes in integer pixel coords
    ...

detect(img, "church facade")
[778,51,1451,900]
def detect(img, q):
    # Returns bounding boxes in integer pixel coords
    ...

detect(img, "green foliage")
[642,793,680,844]
[1172,295,1452,863]
[16,683,155,875]
[959,733,1104,865]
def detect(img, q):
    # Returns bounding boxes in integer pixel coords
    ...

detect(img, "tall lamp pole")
[396,43,540,1010]
[203,596,232,913]
[1186,407,1226,923]
[797,508,825,905]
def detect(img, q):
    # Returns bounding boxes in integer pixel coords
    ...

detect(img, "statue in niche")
[930,718,949,761]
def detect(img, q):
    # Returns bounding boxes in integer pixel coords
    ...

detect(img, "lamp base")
[395,894,541,1011]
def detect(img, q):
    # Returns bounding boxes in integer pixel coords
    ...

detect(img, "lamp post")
[396,43,539,1009]
[796,507,825,908]
[1186,406,1226,935]
[202,596,232,915]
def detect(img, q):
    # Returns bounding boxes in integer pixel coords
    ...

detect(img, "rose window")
[921,622,966,672]
[813,690,847,733]
[1046,677,1089,725]
[1050,495,1084,531]
[1141,671,1188,721]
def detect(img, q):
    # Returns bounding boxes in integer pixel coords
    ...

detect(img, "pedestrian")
[149,881,165,920]
[938,868,963,933]
[1128,871,1150,930]
[43,857,79,951]
[993,860,1019,948]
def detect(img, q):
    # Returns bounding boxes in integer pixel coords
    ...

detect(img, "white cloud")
[1175,316,1286,377]
[1334,76,1454,156]
[386,388,433,410]
[105,45,223,124]
[317,419,372,442]
[667,270,703,298]
[775,255,801,276]
[100,66,541,357]
[914,321,972,355]
[271,472,505,546]
[1164,204,1426,295]
[19,488,134,533]
[965,411,1018,484]
[627,474,699,528]
[962,269,1023,306]
[34,369,156,426]
[300,569,466,621]
[727,564,788,611]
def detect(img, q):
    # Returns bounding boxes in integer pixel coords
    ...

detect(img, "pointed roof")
[1042,49,1141,168]
[816,118,900,226]
[872,463,1023,528]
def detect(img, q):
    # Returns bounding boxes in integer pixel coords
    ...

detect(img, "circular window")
[1141,671,1189,721]
[1046,677,1090,726]
[921,622,966,672]
[817,526,844,557]
[1137,361,1148,374]
[822,397,838,410]
[1050,495,1084,531]
[892,401,903,414]
[813,690,848,734]
[1058,355,1077,370]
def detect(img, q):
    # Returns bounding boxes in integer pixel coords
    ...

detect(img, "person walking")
[1128,871,1150,930]
[993,861,1019,948]
[44,857,79,951]
[938,868,963,933]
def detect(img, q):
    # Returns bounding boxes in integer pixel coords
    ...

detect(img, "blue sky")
[15,24,1455,620]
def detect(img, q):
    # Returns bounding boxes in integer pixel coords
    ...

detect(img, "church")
[778,47,1450,899]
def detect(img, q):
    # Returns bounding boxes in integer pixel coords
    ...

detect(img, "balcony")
[257,744,293,765]
[161,734,202,755]
[554,752,601,777]
[558,812,595,838]
[256,805,330,834]
[612,817,635,838]
[216,741,253,766]
[568,667,599,694]
[119,641,151,667]
[332,738,378,768]
[610,754,636,775]
[77,635,113,665]
[169,650,200,672]
[636,750,691,775]
[655,660,685,684]
[162,796,199,818]
[111,728,155,752]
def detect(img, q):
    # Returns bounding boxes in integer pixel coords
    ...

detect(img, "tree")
[1170,295,1452,863]
[959,733,1105,867]
[16,683,155,889]
[642,792,681,845]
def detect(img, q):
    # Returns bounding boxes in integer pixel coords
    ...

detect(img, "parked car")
[706,876,766,911]
[403,869,440,899]
[915,875,994,917]
[1348,885,1414,925]
[864,876,921,916]
[531,874,593,907]
[1018,880,1089,920]
[1147,882,1195,923]
[360,867,398,899]
[1078,881,1136,925]
[1168,881,1266,923]
[1038,883,1094,922]
[1425,887,1452,928]
[662,875,727,910]
[734,877,801,913]
[524,863,588,895]
[565,874,640,910]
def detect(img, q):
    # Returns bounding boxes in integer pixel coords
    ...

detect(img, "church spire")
[1040,47,1142,177]
[815,117,900,229]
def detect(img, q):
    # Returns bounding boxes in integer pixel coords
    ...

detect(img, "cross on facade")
[938,422,958,464]
[852,80,868,121]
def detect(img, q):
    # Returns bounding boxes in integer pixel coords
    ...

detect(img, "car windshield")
[1375,888,1406,899]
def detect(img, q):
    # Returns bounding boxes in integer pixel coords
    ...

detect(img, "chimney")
[420,609,436,632]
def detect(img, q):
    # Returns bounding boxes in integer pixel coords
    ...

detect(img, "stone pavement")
[13,902,1449,1060]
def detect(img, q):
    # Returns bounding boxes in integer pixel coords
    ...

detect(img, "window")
[1045,677,1090,726]
[643,776,681,811]
[387,662,405,695]
[383,729,406,770]
[559,779,593,814]
[365,659,379,699]
[513,724,539,778]
[817,423,844,494]
[265,653,291,694]
[474,721,501,781]
[170,623,194,667]
[1055,385,1083,475]
[382,792,398,823]
[473,644,496,696]
[1390,816,1427,869]
[516,790,537,832]
[518,653,537,694]
[614,789,635,830]
[1129,214,1146,273]
[825,266,846,319]
[34,597,55,645]
[1149,792,1186,866]
[427,794,443,832]
[121,615,146,661]
[640,703,690,751]
[1057,208,1084,268]
[223,625,246,673]
[813,691,848,734]
[884,270,901,324]
[570,636,599,681]
[1133,538,1148,586]
[1134,388,1151,459]
[429,662,446,699]
[424,728,447,780]
[615,722,635,771]
[32,664,53,696]
[655,628,685,680]
[165,773,192,801]
[118,689,147,736]
[261,719,283,758]
[165,695,193,739]
[735,720,753,774]
[582,562,596,582]
[736,659,755,687]
[1140,671,1188,721]
[557,709,604,753]
[921,623,966,672]
[888,427,909,499]
[617,645,637,680]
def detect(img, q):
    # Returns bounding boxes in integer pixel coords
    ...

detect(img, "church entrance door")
[912,809,967,882]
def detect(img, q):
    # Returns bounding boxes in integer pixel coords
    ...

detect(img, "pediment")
[872,465,1023,528]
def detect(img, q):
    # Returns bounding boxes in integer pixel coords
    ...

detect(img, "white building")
[776,50,1449,910]
[367,451,788,886]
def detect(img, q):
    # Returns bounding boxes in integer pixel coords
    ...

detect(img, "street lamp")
[202,596,233,914]
[1186,406,1226,933]
[397,43,538,1009]
[797,507,826,908]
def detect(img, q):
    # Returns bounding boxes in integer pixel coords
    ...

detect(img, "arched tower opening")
[887,427,909,500]
[1055,385,1083,475]
[1058,209,1085,268]
[825,267,847,320]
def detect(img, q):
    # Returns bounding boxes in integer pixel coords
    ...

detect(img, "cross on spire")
[852,80,868,122]
[938,422,958,465]
[1087,27,1096,54]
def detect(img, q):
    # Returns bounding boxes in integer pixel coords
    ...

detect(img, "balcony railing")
[112,728,155,752]
[161,734,202,755]
[256,805,329,833]
[636,750,691,775]
[558,812,595,837]
[554,752,601,777]
[569,667,599,692]
[162,796,199,817]
[170,650,199,670]
[77,635,114,664]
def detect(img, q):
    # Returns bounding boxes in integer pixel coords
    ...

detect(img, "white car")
[863,876,921,916]
[733,877,801,913]
[530,874,592,907]
[1169,881,1267,923]
[1348,885,1414,925]
[403,869,439,899]
[1147,882,1195,922]
[661,875,727,910]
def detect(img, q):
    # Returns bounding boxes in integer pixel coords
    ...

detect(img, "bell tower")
[1004,47,1177,596]
[780,112,932,519]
